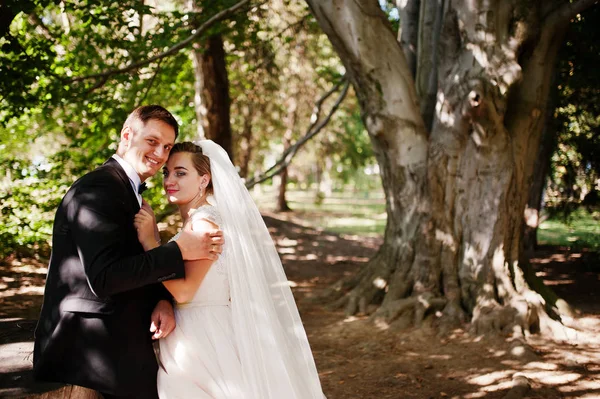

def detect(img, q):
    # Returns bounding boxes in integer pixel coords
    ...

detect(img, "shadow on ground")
[1,213,599,398]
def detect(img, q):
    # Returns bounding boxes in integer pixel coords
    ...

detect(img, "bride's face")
[162,152,205,205]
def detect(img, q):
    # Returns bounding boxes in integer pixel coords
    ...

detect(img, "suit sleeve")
[67,180,185,299]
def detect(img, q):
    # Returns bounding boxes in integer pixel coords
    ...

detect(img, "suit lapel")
[102,158,140,211]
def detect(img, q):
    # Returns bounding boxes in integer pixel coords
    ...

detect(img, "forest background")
[1,1,600,398]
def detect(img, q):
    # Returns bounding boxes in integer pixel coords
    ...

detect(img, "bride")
[134,140,325,398]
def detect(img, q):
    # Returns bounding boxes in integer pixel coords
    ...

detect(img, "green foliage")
[0,0,204,256]
[546,7,600,210]
[378,0,400,31]
[0,0,377,258]
[0,156,67,257]
[335,108,375,183]
[223,2,374,193]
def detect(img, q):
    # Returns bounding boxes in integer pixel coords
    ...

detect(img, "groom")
[33,105,223,399]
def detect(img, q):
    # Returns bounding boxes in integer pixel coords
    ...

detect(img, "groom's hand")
[176,225,224,261]
[150,300,176,340]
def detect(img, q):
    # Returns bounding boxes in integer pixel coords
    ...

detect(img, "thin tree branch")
[85,57,163,96]
[85,75,109,95]
[135,59,163,108]
[250,13,311,74]
[68,0,251,83]
[268,13,310,42]
[245,78,350,188]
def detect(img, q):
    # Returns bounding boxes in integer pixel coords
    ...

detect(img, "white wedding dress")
[157,205,245,399]
[156,140,325,399]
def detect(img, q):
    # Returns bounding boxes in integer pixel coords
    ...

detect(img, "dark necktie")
[138,182,147,194]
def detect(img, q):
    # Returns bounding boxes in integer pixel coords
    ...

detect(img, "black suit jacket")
[33,158,185,397]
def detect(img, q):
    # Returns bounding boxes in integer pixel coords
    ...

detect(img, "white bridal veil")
[197,140,325,399]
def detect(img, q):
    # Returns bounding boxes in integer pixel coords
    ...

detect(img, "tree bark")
[396,0,420,77]
[318,154,333,200]
[414,0,444,130]
[305,0,592,335]
[238,104,254,179]
[277,98,297,212]
[192,33,234,159]
[523,86,559,252]
[191,44,207,140]
[277,152,291,211]
[306,0,431,319]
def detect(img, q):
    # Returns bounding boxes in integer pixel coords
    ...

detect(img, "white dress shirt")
[111,154,143,207]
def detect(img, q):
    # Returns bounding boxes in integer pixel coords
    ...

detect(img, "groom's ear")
[120,126,135,147]
[121,125,131,140]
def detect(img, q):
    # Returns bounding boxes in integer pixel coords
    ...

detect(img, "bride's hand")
[150,299,176,340]
[134,207,160,251]
[141,199,161,241]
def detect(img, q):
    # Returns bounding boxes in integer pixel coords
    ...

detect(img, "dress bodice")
[170,205,230,306]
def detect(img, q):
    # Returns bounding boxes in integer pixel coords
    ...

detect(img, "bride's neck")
[179,195,208,224]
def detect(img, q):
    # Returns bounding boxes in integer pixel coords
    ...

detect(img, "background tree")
[0,0,366,256]
[228,0,353,208]
[0,0,247,256]
[305,0,599,335]
[524,7,600,251]
[547,7,600,211]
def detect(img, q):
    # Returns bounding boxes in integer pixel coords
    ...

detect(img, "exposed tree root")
[501,374,531,399]
[521,260,577,319]
[302,270,364,306]
[316,255,393,315]
[312,238,580,341]
[371,292,447,328]
[471,303,523,335]
[439,300,468,329]
[470,288,582,341]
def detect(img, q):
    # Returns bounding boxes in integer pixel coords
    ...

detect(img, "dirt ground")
[1,211,600,398]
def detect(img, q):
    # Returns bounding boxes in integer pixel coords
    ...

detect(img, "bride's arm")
[162,259,213,303]
[135,211,217,303]
[162,218,217,303]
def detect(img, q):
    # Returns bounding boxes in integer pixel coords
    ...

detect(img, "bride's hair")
[170,142,213,196]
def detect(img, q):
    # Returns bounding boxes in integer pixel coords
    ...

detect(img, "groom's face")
[121,118,176,181]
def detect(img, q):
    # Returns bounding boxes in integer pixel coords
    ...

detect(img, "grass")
[252,188,387,236]
[254,189,600,250]
[538,208,600,250]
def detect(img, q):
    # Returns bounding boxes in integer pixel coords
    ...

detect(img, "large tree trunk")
[523,90,559,252]
[237,104,254,179]
[277,158,291,212]
[317,154,333,200]
[191,44,207,140]
[191,33,234,159]
[306,0,593,335]
[276,98,297,212]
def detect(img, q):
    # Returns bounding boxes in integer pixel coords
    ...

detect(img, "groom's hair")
[123,105,179,138]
